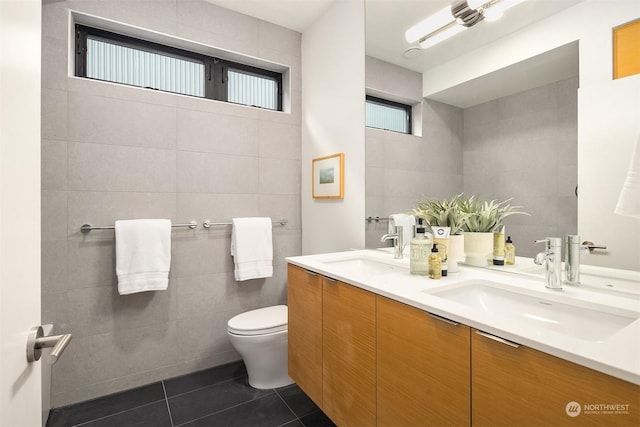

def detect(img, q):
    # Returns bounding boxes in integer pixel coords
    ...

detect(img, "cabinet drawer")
[472,329,640,427]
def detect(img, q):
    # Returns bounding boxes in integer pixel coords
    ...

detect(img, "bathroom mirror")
[364,0,584,259]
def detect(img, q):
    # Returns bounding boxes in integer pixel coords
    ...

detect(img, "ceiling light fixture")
[405,0,527,49]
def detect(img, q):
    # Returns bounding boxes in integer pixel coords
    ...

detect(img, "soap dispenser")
[428,244,442,279]
[410,219,430,275]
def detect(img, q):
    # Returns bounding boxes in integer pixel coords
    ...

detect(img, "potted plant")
[410,194,469,272]
[410,193,469,236]
[457,195,528,266]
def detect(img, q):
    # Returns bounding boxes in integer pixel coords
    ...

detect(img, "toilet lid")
[228,305,288,336]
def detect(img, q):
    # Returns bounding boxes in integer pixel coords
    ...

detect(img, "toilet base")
[248,374,294,390]
[228,329,294,390]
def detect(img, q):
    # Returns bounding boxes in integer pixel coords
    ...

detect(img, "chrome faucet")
[381,225,404,259]
[534,237,563,291]
[565,235,581,285]
[564,235,607,286]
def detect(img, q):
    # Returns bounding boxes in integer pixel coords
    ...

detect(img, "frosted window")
[366,97,411,134]
[228,69,278,110]
[77,25,283,111]
[86,37,205,97]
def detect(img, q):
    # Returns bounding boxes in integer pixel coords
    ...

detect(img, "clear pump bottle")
[410,220,430,275]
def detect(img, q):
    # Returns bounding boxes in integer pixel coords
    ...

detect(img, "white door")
[0,1,43,426]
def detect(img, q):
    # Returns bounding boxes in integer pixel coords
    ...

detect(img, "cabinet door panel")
[287,264,323,406]
[323,278,376,427]
[472,329,640,427]
[377,296,471,427]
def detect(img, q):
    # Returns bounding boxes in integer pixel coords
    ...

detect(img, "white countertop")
[286,248,640,385]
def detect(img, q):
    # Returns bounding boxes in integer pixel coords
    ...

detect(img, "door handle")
[26,326,72,364]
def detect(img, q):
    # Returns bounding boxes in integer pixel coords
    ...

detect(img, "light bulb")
[418,24,466,49]
[405,6,455,43]
[483,8,504,21]
[467,0,486,10]
[487,0,528,16]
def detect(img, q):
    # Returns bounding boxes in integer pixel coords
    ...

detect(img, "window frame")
[75,24,283,111]
[365,95,412,134]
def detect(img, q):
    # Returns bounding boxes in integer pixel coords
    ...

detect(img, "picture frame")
[312,153,344,199]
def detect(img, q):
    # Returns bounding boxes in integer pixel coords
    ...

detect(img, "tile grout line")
[162,381,175,427]
[173,390,278,427]
[273,388,304,427]
[165,373,248,400]
[70,399,167,427]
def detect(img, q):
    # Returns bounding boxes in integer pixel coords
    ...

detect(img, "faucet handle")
[533,252,546,265]
[582,240,607,253]
[535,237,562,248]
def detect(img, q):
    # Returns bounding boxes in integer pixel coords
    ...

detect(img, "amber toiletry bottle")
[505,236,516,265]
[428,244,442,279]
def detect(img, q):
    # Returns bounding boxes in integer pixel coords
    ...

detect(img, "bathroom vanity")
[286,250,640,427]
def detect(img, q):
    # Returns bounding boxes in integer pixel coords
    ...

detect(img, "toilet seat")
[228,305,288,336]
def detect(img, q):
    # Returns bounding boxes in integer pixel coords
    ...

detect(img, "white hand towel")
[231,217,273,281]
[615,135,640,219]
[115,219,171,295]
[389,213,416,248]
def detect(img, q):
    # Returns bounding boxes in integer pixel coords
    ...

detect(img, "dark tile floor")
[47,361,336,427]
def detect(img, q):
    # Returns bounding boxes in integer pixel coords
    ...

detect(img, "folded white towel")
[231,217,273,281]
[115,219,171,295]
[615,135,640,219]
[389,213,416,252]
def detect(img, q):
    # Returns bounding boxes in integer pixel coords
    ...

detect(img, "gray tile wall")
[463,77,578,257]
[365,57,463,248]
[41,0,301,407]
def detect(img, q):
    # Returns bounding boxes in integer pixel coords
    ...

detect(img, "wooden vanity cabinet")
[322,277,377,427]
[289,263,640,427]
[377,296,471,427]
[472,329,640,427]
[287,265,377,426]
[287,264,323,406]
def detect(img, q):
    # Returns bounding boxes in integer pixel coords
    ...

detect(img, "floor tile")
[46,382,165,427]
[74,401,171,427]
[178,393,296,427]
[280,420,304,427]
[299,410,337,427]
[164,361,247,397]
[276,384,320,419]
[168,376,273,425]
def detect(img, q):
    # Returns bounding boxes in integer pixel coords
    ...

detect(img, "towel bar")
[80,221,197,233]
[203,219,288,228]
[365,216,390,223]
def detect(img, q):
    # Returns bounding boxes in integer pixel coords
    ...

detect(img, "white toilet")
[227,305,294,389]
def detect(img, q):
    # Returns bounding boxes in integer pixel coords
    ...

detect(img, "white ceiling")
[204,0,584,107]
[203,0,335,32]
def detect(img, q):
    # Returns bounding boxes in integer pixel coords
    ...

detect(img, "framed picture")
[312,153,344,199]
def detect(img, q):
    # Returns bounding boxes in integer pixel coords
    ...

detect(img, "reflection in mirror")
[365,1,580,257]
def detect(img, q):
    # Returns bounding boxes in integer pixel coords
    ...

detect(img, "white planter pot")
[464,232,493,267]
[448,234,465,272]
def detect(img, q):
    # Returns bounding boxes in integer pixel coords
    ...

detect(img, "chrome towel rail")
[80,221,198,233]
[365,216,390,223]
[203,219,288,228]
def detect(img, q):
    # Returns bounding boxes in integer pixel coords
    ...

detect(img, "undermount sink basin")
[494,263,640,300]
[321,256,407,277]
[426,280,639,342]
